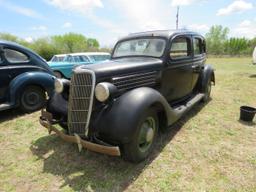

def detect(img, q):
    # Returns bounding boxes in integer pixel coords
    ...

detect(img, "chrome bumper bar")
[39,110,121,156]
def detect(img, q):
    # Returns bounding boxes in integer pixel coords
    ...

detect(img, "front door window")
[170,37,191,60]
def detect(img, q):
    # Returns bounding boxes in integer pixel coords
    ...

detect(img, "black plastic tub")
[240,106,256,122]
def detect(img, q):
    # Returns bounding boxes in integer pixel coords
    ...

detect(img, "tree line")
[0,25,256,60]
[206,25,256,56]
[0,32,108,61]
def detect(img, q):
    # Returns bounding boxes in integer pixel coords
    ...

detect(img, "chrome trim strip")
[84,70,96,137]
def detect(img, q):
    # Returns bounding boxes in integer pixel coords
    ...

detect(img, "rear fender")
[200,64,215,92]
[8,72,55,105]
[95,87,177,144]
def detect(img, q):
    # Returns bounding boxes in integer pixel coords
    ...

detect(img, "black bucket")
[240,106,256,122]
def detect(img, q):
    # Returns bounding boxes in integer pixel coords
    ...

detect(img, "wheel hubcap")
[25,92,39,105]
[146,128,154,143]
[138,117,156,152]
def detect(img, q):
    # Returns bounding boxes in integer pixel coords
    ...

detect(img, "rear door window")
[65,56,74,63]
[4,48,29,63]
[193,37,205,56]
[80,56,90,62]
[74,56,80,63]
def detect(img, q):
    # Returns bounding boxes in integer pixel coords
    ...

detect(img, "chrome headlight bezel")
[95,83,110,102]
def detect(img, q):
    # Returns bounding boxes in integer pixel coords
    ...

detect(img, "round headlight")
[54,78,64,93]
[95,83,110,102]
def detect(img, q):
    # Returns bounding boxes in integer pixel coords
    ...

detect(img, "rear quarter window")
[4,48,29,63]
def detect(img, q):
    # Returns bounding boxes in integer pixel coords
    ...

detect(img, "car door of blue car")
[0,47,11,102]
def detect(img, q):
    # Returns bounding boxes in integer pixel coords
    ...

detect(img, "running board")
[0,103,13,111]
[173,93,204,117]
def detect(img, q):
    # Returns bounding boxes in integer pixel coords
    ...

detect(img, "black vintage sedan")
[40,30,215,162]
[0,40,55,112]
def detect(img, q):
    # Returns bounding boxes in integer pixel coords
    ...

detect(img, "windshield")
[51,56,65,62]
[113,38,166,58]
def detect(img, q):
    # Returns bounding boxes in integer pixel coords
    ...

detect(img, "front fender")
[95,87,176,144]
[9,72,55,104]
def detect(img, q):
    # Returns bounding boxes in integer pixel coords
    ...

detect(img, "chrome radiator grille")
[111,71,157,91]
[68,70,95,136]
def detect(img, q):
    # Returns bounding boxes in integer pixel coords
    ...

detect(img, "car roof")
[0,40,46,60]
[0,40,31,50]
[118,29,202,41]
[68,52,111,56]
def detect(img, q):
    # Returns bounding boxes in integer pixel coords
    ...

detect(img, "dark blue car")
[0,40,55,112]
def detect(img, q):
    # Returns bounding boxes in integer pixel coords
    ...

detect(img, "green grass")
[0,57,256,192]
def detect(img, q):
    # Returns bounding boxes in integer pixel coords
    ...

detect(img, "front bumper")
[39,110,121,156]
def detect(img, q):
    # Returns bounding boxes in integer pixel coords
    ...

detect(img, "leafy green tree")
[52,33,88,53]
[0,32,102,60]
[248,37,256,55]
[225,38,249,56]
[29,37,58,61]
[87,38,100,49]
[205,25,229,55]
[0,33,19,42]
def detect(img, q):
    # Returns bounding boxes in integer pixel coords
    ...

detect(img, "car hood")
[75,57,164,79]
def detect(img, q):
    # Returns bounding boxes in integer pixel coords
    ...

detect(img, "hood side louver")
[111,71,158,91]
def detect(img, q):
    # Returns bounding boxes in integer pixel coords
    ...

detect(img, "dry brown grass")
[0,57,255,192]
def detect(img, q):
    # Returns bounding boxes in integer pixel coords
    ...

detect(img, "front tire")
[20,86,46,113]
[122,108,159,163]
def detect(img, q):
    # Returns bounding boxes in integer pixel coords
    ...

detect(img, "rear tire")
[122,108,159,163]
[20,86,46,113]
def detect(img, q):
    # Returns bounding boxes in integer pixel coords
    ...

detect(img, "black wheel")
[202,79,212,102]
[122,108,159,163]
[54,71,63,78]
[20,86,46,113]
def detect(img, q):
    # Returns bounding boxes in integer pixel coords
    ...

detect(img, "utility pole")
[176,6,179,30]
